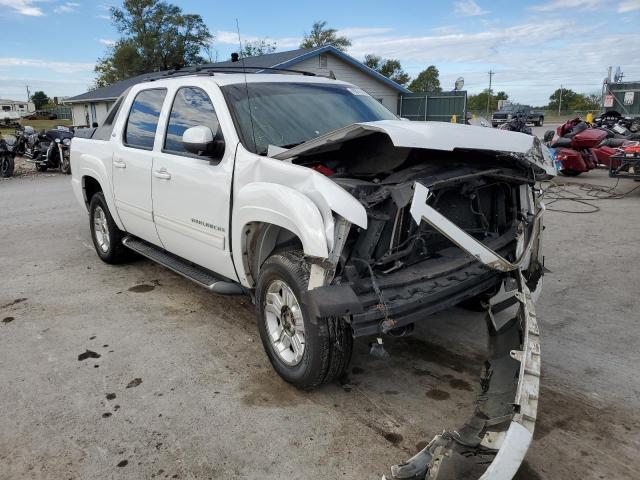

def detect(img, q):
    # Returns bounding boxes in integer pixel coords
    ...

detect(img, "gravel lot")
[1,157,640,479]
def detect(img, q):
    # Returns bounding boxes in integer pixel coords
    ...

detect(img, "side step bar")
[122,236,244,295]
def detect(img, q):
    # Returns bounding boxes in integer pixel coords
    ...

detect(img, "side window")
[124,89,166,150]
[164,87,221,155]
[93,94,126,141]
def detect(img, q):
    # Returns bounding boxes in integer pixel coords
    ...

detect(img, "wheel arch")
[79,170,125,231]
[232,182,329,287]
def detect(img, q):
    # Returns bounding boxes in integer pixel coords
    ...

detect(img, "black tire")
[560,169,582,177]
[35,163,47,172]
[60,153,71,175]
[89,192,130,264]
[1,155,14,178]
[256,251,353,389]
[536,117,544,127]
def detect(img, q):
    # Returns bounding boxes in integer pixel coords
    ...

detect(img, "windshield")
[221,82,397,155]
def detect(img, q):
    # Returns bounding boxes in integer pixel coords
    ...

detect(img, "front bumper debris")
[382,184,542,480]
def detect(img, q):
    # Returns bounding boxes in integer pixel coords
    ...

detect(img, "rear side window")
[164,87,221,155]
[124,89,166,150]
[93,94,126,141]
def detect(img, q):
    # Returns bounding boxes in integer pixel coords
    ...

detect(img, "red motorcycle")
[547,118,616,176]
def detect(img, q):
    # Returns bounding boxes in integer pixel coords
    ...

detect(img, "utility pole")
[486,70,494,116]
[558,84,563,116]
[26,85,31,102]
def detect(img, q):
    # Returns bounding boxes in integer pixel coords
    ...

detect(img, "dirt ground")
[1,165,639,479]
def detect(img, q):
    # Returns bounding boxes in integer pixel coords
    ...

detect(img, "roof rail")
[145,65,316,82]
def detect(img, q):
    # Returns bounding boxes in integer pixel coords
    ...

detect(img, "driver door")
[151,86,237,281]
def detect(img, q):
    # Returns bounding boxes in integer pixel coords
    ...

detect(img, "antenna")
[236,18,257,153]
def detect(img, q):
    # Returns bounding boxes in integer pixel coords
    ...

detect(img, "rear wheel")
[89,192,130,264]
[256,251,353,389]
[35,163,47,172]
[536,117,544,127]
[1,155,14,178]
[560,169,582,177]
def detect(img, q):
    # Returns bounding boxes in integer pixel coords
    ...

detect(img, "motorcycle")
[0,136,16,178]
[544,118,616,176]
[497,112,532,134]
[22,126,73,174]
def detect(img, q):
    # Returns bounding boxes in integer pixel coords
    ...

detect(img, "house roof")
[65,45,409,104]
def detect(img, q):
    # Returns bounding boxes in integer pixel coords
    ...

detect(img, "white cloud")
[618,0,640,12]
[54,2,80,13]
[98,39,116,46]
[0,0,44,16]
[0,57,94,73]
[454,0,489,17]
[530,0,606,12]
[215,30,300,49]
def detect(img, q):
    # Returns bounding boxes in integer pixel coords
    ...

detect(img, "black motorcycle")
[497,112,532,135]
[0,136,16,178]
[23,126,73,174]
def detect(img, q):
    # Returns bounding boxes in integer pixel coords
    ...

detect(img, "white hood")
[273,120,556,177]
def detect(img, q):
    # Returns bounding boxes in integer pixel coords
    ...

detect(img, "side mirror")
[183,125,225,159]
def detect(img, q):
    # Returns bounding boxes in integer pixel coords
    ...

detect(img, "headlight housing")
[63,138,71,146]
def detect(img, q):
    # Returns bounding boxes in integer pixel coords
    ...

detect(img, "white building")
[64,45,409,126]
[0,99,35,114]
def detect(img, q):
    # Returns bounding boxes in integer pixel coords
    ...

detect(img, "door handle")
[153,169,171,180]
[113,159,126,169]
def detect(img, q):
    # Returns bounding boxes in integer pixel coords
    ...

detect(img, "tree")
[300,20,351,51]
[94,0,212,87]
[31,91,49,110]
[548,88,580,112]
[408,66,441,93]
[467,89,508,112]
[363,54,410,86]
[242,39,277,58]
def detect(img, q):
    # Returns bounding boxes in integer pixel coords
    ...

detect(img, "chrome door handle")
[113,159,126,168]
[153,169,171,180]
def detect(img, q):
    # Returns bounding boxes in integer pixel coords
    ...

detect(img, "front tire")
[1,155,14,178]
[60,153,71,175]
[560,169,582,177]
[256,251,353,389]
[89,192,129,264]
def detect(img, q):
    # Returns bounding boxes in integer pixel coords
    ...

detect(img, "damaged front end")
[382,183,542,480]
[281,121,547,479]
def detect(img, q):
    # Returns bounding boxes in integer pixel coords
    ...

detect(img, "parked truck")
[71,68,553,480]
[492,103,544,127]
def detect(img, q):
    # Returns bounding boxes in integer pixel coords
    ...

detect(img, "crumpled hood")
[273,120,556,177]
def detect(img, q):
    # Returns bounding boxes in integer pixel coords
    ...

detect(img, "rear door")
[112,88,167,246]
[151,85,237,280]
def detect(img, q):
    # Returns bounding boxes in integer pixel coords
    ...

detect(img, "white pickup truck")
[71,69,554,480]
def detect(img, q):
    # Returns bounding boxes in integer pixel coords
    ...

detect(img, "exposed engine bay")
[285,129,545,480]
[293,133,543,338]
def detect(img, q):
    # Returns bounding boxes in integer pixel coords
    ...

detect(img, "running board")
[122,236,244,295]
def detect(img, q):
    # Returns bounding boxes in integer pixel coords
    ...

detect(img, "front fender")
[232,182,329,286]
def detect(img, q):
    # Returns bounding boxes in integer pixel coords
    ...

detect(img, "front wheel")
[256,251,353,389]
[60,152,71,174]
[89,192,130,264]
[560,169,582,177]
[35,163,47,172]
[1,155,14,178]
[536,117,544,127]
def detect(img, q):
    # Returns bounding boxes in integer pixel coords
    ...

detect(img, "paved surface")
[1,166,639,480]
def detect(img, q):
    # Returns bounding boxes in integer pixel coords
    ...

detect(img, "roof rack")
[145,65,316,82]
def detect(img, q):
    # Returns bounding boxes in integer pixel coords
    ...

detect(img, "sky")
[0,0,639,105]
